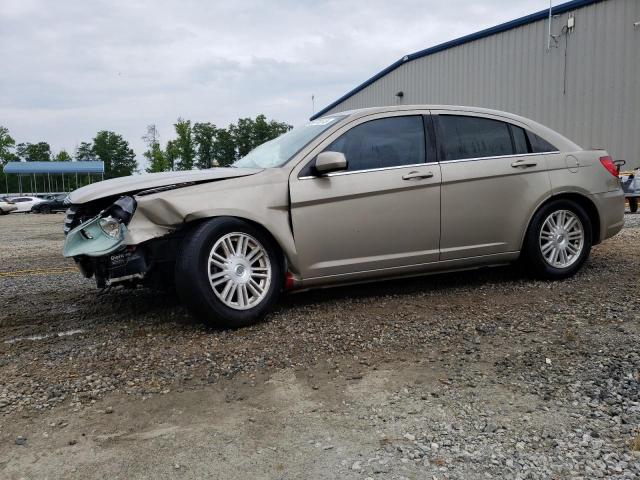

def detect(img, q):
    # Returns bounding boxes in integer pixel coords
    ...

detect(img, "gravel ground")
[0,211,639,479]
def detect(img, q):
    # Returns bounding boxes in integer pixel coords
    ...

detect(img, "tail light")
[599,156,619,177]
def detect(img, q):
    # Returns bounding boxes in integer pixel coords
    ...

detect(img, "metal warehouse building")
[312,0,640,168]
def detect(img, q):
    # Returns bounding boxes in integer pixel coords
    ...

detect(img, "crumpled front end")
[62,196,156,287]
[61,168,294,290]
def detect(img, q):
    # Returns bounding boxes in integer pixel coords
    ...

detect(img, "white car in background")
[7,196,45,213]
[0,197,18,215]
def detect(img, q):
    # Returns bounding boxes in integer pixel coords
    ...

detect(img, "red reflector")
[285,271,295,290]
[599,156,618,177]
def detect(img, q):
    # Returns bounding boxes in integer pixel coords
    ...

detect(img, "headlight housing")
[99,216,121,238]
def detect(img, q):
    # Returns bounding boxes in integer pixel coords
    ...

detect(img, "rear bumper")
[591,189,625,243]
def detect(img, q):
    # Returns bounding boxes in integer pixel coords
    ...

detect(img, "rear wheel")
[175,217,283,328]
[524,199,592,279]
[629,197,638,213]
[41,205,51,214]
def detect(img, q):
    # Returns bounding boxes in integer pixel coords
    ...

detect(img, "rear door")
[289,112,441,280]
[434,111,553,260]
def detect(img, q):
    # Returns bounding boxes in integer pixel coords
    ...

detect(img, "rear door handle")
[511,159,538,168]
[402,171,434,180]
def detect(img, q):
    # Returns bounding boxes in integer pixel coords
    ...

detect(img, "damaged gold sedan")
[63,105,624,328]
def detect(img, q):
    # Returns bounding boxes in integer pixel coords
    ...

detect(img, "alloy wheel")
[207,232,272,310]
[538,209,584,269]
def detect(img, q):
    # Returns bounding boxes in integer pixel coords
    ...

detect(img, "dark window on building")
[323,116,425,172]
[527,131,558,153]
[511,125,530,155]
[438,115,514,160]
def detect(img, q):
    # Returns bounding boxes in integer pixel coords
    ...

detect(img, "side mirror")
[315,151,347,175]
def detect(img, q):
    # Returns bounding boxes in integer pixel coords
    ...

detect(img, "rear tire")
[175,217,284,328]
[523,199,592,279]
[629,198,638,213]
[41,205,51,214]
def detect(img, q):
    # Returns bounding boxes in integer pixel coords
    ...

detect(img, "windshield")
[233,115,346,169]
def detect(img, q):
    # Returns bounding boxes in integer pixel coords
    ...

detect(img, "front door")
[289,114,441,280]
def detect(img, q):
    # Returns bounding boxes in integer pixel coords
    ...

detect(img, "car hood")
[68,168,263,204]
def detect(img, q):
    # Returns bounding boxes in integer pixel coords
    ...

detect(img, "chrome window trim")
[298,162,437,180]
[438,151,560,165]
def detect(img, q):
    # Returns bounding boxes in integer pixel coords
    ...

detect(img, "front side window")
[323,116,426,172]
[438,115,513,161]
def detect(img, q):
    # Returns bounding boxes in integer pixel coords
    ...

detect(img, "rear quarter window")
[527,131,558,153]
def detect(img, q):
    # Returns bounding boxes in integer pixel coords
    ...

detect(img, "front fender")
[123,170,298,267]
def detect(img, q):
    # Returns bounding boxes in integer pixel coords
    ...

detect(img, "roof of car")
[328,104,527,123]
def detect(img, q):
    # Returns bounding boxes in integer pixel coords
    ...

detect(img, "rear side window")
[323,116,425,172]
[527,131,558,153]
[437,115,513,160]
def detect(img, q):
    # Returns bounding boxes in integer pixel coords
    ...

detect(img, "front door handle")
[511,159,538,168]
[402,171,434,180]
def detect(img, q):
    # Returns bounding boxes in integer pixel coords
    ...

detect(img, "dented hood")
[68,167,263,204]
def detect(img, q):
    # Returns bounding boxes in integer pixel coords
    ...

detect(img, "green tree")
[0,126,17,165]
[92,131,137,178]
[143,124,169,173]
[0,126,19,193]
[55,150,72,161]
[165,139,179,171]
[229,115,292,160]
[254,114,291,146]
[173,118,195,171]
[230,118,255,159]
[75,142,96,161]
[193,122,217,169]
[16,142,52,162]
[213,128,237,167]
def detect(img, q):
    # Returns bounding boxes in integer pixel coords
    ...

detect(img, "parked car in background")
[0,197,17,215]
[62,105,625,328]
[32,194,68,214]
[7,196,44,213]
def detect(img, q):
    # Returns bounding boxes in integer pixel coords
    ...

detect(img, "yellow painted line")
[0,267,77,278]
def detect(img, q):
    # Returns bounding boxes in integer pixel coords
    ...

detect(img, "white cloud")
[0,0,550,160]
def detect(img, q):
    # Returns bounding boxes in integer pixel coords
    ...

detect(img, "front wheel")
[523,199,592,279]
[629,197,638,213]
[175,218,284,328]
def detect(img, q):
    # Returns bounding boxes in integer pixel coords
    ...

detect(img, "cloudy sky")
[1,0,551,162]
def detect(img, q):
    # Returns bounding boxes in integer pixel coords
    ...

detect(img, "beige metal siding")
[324,0,640,167]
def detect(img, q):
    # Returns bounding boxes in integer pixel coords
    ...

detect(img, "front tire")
[175,217,284,328]
[629,198,638,213]
[523,199,592,279]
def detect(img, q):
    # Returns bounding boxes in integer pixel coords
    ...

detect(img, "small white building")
[312,0,640,168]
